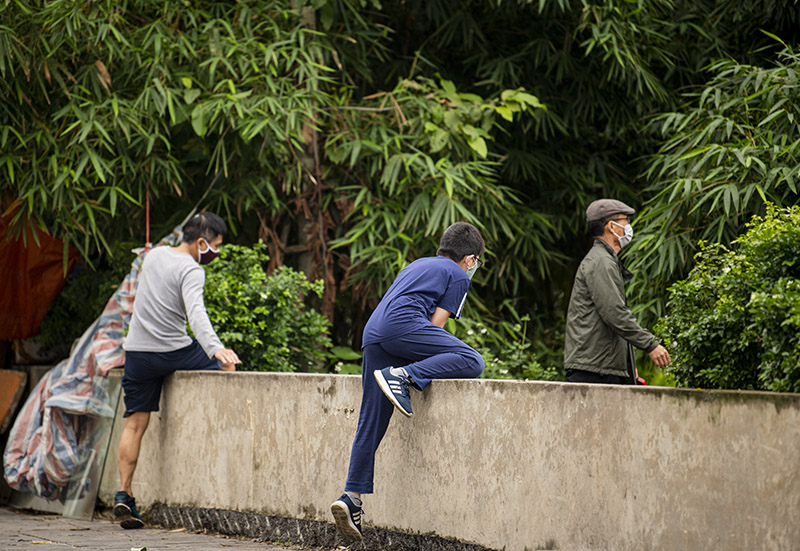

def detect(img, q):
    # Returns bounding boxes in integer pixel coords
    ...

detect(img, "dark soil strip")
[148,503,496,550]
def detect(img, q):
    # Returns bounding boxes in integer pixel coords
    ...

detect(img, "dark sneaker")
[114,491,144,529]
[374,366,413,417]
[331,493,363,541]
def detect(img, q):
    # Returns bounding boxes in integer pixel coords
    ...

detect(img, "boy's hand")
[215,348,241,371]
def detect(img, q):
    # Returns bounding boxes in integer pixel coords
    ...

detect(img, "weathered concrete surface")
[99,371,800,551]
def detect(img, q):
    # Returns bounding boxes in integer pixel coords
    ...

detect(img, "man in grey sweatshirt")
[113,212,241,529]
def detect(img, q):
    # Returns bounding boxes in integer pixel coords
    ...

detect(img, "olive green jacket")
[564,239,658,378]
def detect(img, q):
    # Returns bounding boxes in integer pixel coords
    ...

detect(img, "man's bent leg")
[118,412,150,495]
[170,339,223,372]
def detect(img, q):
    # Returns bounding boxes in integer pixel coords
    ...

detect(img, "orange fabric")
[0,369,27,433]
[0,224,78,339]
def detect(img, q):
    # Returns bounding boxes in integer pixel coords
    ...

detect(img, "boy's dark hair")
[437,222,485,261]
[182,212,227,244]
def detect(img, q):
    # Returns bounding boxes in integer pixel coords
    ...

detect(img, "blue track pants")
[344,324,484,494]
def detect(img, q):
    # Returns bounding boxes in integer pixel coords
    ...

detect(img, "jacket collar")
[592,238,633,283]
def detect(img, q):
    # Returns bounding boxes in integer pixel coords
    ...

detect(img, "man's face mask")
[610,220,634,248]
[466,255,482,279]
[198,239,221,265]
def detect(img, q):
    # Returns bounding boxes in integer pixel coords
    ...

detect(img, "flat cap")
[585,198,635,223]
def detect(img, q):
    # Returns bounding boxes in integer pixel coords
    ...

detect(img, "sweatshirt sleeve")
[587,257,658,352]
[181,267,225,358]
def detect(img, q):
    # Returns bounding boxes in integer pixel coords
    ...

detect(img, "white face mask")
[466,256,482,279]
[610,220,634,248]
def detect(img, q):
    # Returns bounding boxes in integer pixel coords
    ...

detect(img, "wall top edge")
[161,369,800,405]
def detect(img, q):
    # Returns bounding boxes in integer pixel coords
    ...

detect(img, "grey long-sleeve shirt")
[123,246,224,358]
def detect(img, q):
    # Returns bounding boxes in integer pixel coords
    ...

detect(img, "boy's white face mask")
[610,220,634,248]
[466,256,482,279]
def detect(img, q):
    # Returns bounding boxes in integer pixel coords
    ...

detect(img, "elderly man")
[564,199,670,384]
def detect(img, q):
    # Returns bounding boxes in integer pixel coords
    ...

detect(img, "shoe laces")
[389,373,410,399]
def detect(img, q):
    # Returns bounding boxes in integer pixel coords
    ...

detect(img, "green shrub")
[202,242,332,372]
[328,346,363,375]
[656,204,800,392]
[450,314,562,382]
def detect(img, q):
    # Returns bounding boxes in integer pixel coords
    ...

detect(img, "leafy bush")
[450,314,562,382]
[202,242,332,372]
[656,205,800,392]
[329,346,363,375]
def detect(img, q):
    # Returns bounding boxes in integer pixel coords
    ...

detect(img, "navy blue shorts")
[122,339,220,417]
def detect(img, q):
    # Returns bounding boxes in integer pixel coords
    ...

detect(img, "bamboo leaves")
[1,1,326,252]
[3,0,799,371]
[627,46,800,325]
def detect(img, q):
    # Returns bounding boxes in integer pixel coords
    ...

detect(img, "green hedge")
[657,205,800,392]
[202,242,332,372]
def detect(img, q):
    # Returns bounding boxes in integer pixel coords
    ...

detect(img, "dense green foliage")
[450,315,562,382]
[657,206,800,392]
[628,43,800,326]
[3,1,800,376]
[202,243,331,372]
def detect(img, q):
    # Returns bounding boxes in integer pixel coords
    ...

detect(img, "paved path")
[0,507,298,551]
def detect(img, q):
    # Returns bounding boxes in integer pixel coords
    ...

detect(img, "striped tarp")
[3,232,179,499]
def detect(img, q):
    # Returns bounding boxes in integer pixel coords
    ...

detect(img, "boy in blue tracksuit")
[330,222,486,541]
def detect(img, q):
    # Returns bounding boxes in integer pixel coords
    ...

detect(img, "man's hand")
[648,344,671,367]
[215,348,241,371]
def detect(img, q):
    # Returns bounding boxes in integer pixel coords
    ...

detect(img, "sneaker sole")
[373,370,412,417]
[120,517,145,529]
[331,501,363,541]
[113,503,131,518]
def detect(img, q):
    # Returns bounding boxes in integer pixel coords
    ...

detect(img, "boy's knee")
[465,349,484,378]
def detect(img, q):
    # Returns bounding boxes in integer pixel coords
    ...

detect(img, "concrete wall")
[99,372,800,551]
